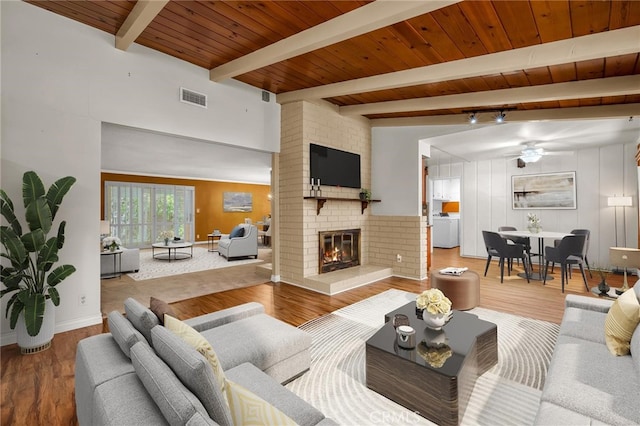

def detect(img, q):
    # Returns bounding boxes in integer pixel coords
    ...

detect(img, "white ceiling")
[102,117,640,184]
[101,123,273,185]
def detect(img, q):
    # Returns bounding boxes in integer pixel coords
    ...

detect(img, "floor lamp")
[608,196,632,247]
[610,247,640,292]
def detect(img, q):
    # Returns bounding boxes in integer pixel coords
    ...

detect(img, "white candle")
[318,178,320,186]
[311,178,315,186]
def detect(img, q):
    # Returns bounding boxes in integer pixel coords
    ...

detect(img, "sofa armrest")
[564,294,613,313]
[183,302,265,332]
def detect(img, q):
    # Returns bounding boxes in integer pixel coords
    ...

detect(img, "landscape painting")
[512,172,576,209]
[223,192,253,212]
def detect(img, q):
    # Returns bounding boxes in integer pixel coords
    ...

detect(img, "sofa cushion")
[130,342,213,426]
[107,310,146,358]
[164,315,226,394]
[541,335,640,424]
[199,314,312,382]
[558,307,607,344]
[226,362,325,426]
[604,288,640,355]
[151,326,233,426]
[92,372,169,426]
[150,296,177,326]
[225,378,297,426]
[229,225,244,238]
[124,297,160,345]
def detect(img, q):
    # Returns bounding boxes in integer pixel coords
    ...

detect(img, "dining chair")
[550,229,592,278]
[482,231,531,283]
[543,235,589,293]
[498,226,534,268]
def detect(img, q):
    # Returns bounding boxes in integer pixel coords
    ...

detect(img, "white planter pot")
[16,298,55,354]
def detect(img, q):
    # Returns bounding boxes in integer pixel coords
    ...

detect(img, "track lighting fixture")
[495,111,505,123]
[468,112,477,124]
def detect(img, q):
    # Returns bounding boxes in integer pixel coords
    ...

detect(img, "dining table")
[498,230,573,281]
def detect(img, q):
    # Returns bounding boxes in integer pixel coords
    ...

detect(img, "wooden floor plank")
[0,248,627,425]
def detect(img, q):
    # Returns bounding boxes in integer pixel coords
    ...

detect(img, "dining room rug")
[126,245,265,281]
[286,289,559,425]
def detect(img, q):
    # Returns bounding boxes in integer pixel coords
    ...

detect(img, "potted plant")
[359,188,371,201]
[0,171,76,353]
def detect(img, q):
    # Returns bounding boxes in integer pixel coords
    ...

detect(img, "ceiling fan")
[509,142,574,167]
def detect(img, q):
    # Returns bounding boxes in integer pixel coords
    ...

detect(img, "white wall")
[431,143,639,267]
[1,1,280,345]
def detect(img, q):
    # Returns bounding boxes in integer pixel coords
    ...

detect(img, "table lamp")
[609,247,640,293]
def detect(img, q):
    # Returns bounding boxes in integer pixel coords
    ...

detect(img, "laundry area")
[430,178,461,249]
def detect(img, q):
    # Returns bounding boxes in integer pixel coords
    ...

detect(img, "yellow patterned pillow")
[225,379,298,426]
[604,288,640,355]
[164,315,226,394]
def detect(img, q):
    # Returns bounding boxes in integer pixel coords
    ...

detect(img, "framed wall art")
[512,171,576,209]
[223,192,253,212]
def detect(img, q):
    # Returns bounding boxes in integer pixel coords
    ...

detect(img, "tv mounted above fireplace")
[310,143,361,189]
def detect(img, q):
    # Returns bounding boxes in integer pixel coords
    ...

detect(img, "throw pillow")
[605,288,640,355]
[229,225,244,239]
[107,310,146,358]
[164,315,226,395]
[150,296,177,325]
[225,379,297,426]
[123,297,160,345]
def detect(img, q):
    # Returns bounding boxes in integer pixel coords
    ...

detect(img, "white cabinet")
[431,178,460,201]
[432,217,459,248]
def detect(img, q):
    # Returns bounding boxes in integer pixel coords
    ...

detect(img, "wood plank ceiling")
[27,0,640,123]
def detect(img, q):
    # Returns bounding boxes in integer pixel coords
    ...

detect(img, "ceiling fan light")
[495,111,505,123]
[520,147,543,163]
[469,113,477,124]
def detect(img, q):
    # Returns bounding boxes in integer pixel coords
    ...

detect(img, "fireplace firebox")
[319,229,361,274]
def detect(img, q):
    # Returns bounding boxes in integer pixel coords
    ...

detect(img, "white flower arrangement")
[158,230,174,240]
[102,236,121,250]
[416,288,452,315]
[527,213,541,227]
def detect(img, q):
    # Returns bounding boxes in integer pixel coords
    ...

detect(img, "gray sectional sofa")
[75,298,337,425]
[534,290,640,425]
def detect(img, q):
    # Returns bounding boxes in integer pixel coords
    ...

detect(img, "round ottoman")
[430,270,480,311]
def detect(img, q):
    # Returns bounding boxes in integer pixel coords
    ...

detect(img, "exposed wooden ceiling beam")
[209,0,460,82]
[278,26,640,104]
[340,75,640,116]
[115,0,169,51]
[370,104,640,127]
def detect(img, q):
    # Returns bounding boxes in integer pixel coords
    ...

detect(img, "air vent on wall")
[180,87,207,108]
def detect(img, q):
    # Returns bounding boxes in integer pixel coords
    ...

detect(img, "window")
[105,181,194,248]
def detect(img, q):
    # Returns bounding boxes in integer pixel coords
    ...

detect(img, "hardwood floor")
[0,248,626,425]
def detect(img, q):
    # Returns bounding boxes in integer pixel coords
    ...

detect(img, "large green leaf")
[48,288,60,306]
[21,228,46,253]
[0,265,24,290]
[19,292,45,336]
[37,238,59,272]
[56,221,67,249]
[0,226,27,267]
[0,190,22,235]
[46,176,76,220]
[8,296,23,329]
[47,264,76,286]
[25,198,52,234]
[22,171,45,209]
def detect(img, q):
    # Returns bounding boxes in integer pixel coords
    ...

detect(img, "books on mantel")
[439,267,468,276]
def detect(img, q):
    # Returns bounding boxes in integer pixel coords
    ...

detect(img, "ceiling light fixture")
[520,146,544,163]
[495,111,505,123]
[469,112,477,124]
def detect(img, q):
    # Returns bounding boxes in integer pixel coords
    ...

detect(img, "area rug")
[286,289,559,425]
[126,246,265,281]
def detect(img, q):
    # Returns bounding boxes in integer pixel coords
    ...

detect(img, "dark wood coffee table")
[366,302,497,426]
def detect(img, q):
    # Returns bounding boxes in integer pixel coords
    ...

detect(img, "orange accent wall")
[101,173,271,242]
[442,201,459,213]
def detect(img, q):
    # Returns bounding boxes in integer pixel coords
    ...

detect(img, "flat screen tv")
[310,143,361,189]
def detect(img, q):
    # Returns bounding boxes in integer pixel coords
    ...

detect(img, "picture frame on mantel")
[512,171,576,210]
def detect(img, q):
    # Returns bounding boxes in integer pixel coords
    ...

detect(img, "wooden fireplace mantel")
[304,196,381,215]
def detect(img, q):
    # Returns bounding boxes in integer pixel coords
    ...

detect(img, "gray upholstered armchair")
[218,224,258,260]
